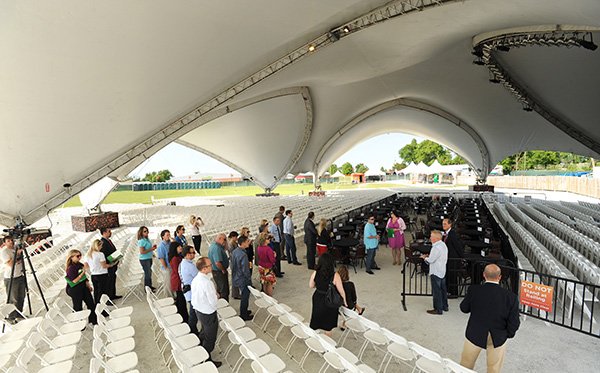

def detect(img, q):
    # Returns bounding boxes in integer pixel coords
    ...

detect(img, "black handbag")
[325,281,343,309]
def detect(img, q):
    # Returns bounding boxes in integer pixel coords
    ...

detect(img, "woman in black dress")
[309,253,347,336]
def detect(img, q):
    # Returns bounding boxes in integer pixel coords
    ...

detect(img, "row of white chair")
[144,286,219,373]
[91,293,139,373]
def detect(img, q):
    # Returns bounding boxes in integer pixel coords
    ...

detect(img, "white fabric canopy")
[331,171,345,178]
[1,1,600,226]
[365,169,385,176]
[78,177,119,212]
[426,160,445,175]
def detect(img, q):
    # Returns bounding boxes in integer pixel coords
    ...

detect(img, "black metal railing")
[401,259,600,338]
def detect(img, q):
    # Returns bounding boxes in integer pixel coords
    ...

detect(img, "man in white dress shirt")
[191,257,222,368]
[421,230,448,315]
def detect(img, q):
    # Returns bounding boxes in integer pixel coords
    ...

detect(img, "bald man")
[208,233,230,302]
[460,264,520,373]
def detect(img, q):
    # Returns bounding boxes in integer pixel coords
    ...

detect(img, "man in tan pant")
[460,264,520,373]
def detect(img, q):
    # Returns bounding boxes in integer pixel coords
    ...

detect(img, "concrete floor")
[43,188,600,372]
[101,244,600,373]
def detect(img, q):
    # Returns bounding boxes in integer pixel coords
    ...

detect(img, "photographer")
[0,236,25,321]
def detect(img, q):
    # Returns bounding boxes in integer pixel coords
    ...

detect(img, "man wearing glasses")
[363,215,380,275]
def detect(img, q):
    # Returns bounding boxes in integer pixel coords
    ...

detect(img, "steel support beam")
[313,98,492,180]
[18,0,457,225]
[473,25,600,155]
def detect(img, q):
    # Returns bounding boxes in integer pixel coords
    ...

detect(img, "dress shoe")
[279,272,285,275]
[448,294,458,299]
[293,261,302,266]
[233,296,241,300]
[276,274,284,278]
[210,360,222,368]
[443,308,449,312]
[366,270,374,275]
[426,309,442,315]
[241,314,254,321]
[110,295,123,300]
[372,267,381,270]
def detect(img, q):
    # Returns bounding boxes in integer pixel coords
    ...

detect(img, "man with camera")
[1,236,26,321]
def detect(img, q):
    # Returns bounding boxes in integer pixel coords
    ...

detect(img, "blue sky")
[129,133,422,178]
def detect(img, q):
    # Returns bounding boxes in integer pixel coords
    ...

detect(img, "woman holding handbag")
[256,232,277,296]
[386,211,406,265]
[309,253,347,337]
[65,249,97,325]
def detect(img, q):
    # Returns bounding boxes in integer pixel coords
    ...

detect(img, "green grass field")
[61,182,406,207]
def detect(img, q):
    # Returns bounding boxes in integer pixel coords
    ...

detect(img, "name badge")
[349,218,353,222]
[361,213,365,217]
[476,214,479,217]
[440,216,444,219]
[339,223,343,227]
[375,222,379,226]
[484,238,490,244]
[477,227,482,232]
[336,235,341,240]
[481,250,486,257]
[333,228,338,233]
[477,219,481,223]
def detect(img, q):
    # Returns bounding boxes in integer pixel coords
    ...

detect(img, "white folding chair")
[16,349,73,373]
[100,294,134,318]
[379,328,414,372]
[443,358,478,373]
[53,298,91,323]
[408,342,445,373]
[25,332,79,368]
[91,339,139,373]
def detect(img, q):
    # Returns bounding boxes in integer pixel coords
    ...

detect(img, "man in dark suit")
[99,227,121,300]
[303,211,318,270]
[460,264,520,373]
[442,218,464,298]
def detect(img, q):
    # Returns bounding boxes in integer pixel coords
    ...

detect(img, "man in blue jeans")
[363,215,380,275]
[231,236,253,320]
[421,230,448,315]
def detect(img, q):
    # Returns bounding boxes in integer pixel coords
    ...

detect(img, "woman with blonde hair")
[65,249,97,324]
[256,232,276,296]
[84,239,114,304]
[188,214,204,254]
[316,218,331,256]
[257,219,269,235]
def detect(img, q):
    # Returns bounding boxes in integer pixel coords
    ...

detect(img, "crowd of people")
[0,202,520,372]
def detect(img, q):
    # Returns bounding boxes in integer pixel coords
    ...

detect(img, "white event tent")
[2,1,600,226]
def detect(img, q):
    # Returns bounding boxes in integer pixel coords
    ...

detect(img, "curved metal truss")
[472,25,600,155]
[176,87,314,191]
[19,0,457,225]
[313,98,492,181]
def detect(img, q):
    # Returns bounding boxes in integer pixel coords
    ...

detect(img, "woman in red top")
[168,241,188,322]
[256,232,276,296]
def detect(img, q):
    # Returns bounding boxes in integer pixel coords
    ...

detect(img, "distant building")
[171,172,243,183]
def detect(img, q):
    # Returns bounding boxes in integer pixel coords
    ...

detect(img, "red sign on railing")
[519,280,554,312]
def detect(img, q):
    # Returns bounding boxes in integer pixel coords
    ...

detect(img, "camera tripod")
[2,226,49,332]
